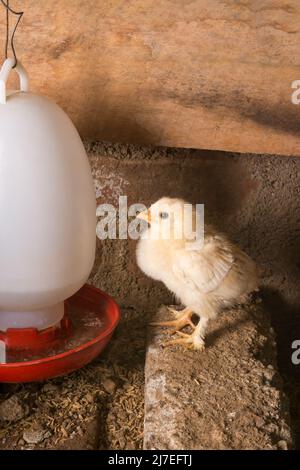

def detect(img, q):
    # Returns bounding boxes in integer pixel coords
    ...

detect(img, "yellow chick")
[136,197,258,351]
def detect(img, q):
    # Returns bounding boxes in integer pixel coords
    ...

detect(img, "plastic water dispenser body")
[0,59,96,331]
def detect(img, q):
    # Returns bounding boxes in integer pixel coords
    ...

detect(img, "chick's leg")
[150,307,195,334]
[164,317,208,351]
[167,306,191,318]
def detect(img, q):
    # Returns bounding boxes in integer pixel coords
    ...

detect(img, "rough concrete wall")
[86,142,300,446]
[87,141,300,373]
[86,141,300,447]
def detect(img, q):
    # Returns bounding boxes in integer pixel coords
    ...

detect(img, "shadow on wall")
[262,288,300,379]
[162,83,300,137]
[262,287,300,449]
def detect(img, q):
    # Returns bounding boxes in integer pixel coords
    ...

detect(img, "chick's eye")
[160,212,169,219]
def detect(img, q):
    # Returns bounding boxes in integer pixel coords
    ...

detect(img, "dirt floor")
[0,305,146,450]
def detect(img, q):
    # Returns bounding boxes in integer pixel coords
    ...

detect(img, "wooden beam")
[1,0,300,155]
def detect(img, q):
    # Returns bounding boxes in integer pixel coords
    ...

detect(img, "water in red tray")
[0,285,120,383]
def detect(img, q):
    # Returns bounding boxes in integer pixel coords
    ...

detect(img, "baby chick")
[136,197,258,351]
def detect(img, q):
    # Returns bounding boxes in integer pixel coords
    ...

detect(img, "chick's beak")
[137,209,151,223]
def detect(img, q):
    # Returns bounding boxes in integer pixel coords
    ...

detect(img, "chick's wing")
[173,238,235,294]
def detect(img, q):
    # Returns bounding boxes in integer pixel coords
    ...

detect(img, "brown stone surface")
[2,1,300,155]
[144,303,292,450]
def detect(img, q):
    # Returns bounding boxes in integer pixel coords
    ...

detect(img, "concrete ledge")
[144,301,292,450]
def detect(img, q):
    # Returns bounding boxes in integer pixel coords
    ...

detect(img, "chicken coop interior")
[0,0,300,452]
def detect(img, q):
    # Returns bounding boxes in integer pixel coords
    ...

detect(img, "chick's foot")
[150,308,195,334]
[163,316,208,351]
[163,331,205,351]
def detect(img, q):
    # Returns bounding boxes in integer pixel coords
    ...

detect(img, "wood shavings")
[0,305,146,450]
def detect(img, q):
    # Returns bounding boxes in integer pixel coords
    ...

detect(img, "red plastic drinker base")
[0,284,120,383]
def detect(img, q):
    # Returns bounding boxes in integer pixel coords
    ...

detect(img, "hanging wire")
[1,0,24,68]
[4,0,8,59]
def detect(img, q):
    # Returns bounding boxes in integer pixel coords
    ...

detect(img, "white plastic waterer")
[0,59,96,345]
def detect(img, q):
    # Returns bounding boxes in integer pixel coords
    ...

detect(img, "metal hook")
[1,0,24,68]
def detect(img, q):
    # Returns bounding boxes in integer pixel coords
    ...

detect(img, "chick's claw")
[163,331,205,351]
[149,308,195,334]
